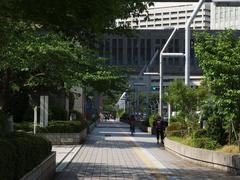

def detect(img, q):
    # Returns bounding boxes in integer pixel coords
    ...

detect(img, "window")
[140,39,145,63]
[127,39,132,64]
[118,39,123,65]
[171,12,177,15]
[155,39,160,44]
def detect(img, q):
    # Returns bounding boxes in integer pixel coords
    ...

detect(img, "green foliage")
[49,107,68,121]
[165,80,206,116]
[195,30,240,143]
[37,120,88,133]
[14,121,33,132]
[119,113,129,122]
[193,129,208,139]
[206,114,227,145]
[0,139,16,180]
[166,122,187,137]
[0,0,153,45]
[0,132,51,180]
[70,110,83,121]
[148,113,158,127]
[191,138,220,150]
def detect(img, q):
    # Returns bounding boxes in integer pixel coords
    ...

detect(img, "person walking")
[129,115,136,136]
[155,116,166,144]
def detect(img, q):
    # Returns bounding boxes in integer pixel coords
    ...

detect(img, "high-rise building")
[211,3,240,29]
[116,3,211,30]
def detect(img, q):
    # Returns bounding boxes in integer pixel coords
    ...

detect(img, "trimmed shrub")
[14,121,33,132]
[191,137,220,150]
[37,120,87,133]
[193,129,208,139]
[0,139,16,180]
[0,132,52,180]
[8,132,52,179]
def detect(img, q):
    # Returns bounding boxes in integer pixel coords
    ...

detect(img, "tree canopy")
[0,0,153,44]
[194,30,240,142]
[0,21,128,112]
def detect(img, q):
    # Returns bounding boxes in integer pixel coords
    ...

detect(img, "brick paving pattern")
[54,121,240,180]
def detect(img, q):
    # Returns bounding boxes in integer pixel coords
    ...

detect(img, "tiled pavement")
[54,121,240,180]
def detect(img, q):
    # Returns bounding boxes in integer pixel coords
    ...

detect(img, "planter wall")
[39,128,88,145]
[165,138,240,175]
[21,152,56,180]
[88,122,97,134]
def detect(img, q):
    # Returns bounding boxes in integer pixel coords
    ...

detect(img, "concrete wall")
[165,138,240,175]
[40,128,88,145]
[21,152,56,180]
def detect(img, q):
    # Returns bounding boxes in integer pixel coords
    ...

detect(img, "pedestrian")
[155,116,166,144]
[99,112,104,123]
[129,115,136,135]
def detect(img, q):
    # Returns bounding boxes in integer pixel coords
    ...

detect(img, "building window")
[171,12,177,15]
[174,39,179,52]
[127,39,132,65]
[174,58,179,65]
[118,39,123,65]
[147,39,151,63]
[112,39,117,65]
[140,39,145,64]
[133,39,138,65]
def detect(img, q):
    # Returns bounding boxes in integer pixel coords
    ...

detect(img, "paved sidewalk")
[54,121,240,180]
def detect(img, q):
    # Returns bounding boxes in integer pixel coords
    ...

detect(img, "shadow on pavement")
[54,162,240,180]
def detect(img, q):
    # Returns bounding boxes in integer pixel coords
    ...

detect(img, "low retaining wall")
[165,138,240,175]
[40,128,88,145]
[21,152,56,180]
[88,122,97,133]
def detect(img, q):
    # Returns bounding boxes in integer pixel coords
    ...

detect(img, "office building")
[116,3,211,30]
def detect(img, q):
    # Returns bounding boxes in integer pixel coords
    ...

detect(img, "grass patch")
[167,136,191,146]
[217,145,240,154]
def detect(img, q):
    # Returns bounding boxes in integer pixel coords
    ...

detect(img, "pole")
[159,54,163,117]
[185,0,205,85]
[33,106,37,134]
[159,27,178,117]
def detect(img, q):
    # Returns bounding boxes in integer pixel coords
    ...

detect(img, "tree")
[164,80,207,132]
[194,30,240,143]
[0,21,127,132]
[0,0,153,45]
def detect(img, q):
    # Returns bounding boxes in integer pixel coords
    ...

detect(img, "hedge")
[37,120,88,133]
[0,132,52,180]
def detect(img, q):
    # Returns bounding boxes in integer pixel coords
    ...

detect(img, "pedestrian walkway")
[54,121,240,180]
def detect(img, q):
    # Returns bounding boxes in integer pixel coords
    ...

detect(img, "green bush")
[191,137,220,150]
[0,139,16,180]
[8,132,52,179]
[0,132,52,180]
[148,113,158,127]
[206,115,227,145]
[37,120,87,133]
[167,122,187,131]
[49,107,68,120]
[14,121,33,132]
[70,110,83,121]
[166,122,187,137]
[193,129,208,139]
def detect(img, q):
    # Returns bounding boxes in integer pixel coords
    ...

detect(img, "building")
[98,29,201,76]
[211,3,240,30]
[116,2,211,30]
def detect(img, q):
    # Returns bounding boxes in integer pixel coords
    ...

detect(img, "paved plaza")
[54,121,240,180]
